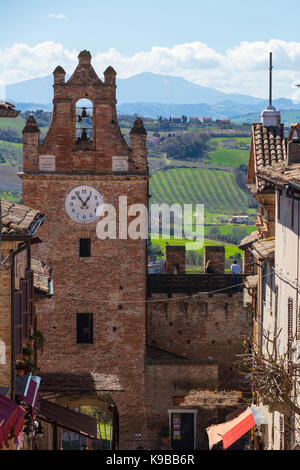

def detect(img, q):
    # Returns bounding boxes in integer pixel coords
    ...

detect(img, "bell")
[81,107,87,118]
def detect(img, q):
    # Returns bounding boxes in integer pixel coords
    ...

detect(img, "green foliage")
[0,139,22,167]
[0,191,21,202]
[207,224,254,245]
[148,240,164,260]
[158,132,210,161]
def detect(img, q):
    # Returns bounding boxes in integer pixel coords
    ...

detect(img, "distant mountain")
[6,72,300,122]
[6,72,264,106]
[117,98,300,120]
[115,73,264,105]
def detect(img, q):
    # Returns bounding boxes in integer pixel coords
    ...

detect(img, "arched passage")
[55,394,119,450]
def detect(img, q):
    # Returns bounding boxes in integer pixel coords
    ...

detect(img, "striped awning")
[16,374,41,413]
[0,395,25,449]
[206,406,268,449]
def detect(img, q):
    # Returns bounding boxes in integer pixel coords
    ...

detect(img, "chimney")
[261,52,281,127]
[287,124,300,165]
[165,245,186,274]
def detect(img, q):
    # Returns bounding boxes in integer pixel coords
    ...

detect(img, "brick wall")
[165,245,186,274]
[147,292,251,388]
[204,246,225,273]
[144,362,218,448]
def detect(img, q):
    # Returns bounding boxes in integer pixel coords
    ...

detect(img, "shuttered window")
[76,313,93,344]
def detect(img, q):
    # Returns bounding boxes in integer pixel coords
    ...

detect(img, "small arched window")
[75,98,93,148]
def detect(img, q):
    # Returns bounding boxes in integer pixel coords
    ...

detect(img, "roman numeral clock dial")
[65,185,103,223]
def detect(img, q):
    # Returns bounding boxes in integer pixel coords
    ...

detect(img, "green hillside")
[150,167,250,215]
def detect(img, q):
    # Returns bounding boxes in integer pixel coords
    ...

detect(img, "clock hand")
[83,191,92,208]
[75,191,85,209]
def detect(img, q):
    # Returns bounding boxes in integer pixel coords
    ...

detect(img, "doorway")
[168,409,197,450]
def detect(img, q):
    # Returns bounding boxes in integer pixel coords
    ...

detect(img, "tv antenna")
[269,52,273,107]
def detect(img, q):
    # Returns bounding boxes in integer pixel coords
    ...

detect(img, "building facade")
[241,105,300,449]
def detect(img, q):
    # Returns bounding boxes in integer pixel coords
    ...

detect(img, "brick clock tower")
[20,51,149,449]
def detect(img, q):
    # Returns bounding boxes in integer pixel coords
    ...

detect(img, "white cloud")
[48,13,67,19]
[1,39,300,99]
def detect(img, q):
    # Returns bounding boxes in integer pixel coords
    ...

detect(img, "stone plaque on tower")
[112,156,129,172]
[39,155,56,172]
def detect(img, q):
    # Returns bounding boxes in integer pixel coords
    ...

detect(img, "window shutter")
[288,297,293,361]
[274,285,278,339]
[20,278,29,313]
[14,291,23,356]
[28,301,34,330]
[25,269,34,301]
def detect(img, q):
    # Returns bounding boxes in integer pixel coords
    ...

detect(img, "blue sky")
[2,0,299,54]
[1,0,300,99]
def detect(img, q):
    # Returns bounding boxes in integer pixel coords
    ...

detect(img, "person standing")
[231,260,241,289]
[205,260,214,273]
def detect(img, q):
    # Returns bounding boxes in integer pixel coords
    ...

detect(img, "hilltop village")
[1,50,300,452]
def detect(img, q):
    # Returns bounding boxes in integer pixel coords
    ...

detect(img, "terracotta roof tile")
[238,230,259,249]
[252,123,286,191]
[32,257,52,294]
[252,238,275,260]
[0,101,20,118]
[0,199,44,236]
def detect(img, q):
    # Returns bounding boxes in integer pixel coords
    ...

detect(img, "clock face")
[65,185,103,223]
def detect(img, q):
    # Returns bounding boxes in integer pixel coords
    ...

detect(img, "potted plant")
[160,426,169,446]
[22,347,31,361]
[16,362,26,377]
[28,335,35,346]
[31,330,44,354]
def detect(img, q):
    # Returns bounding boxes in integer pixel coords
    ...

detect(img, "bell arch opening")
[75,98,93,149]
